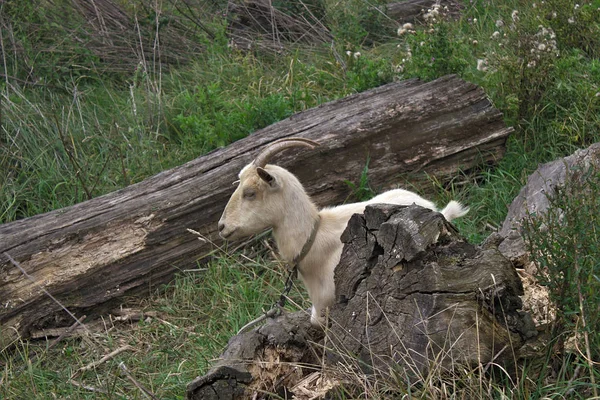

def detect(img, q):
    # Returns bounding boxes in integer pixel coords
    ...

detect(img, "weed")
[524,166,600,397]
[344,157,376,201]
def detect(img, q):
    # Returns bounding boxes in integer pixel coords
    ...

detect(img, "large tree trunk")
[0,75,513,345]
[186,204,536,399]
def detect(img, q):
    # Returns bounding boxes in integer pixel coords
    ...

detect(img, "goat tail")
[440,200,469,221]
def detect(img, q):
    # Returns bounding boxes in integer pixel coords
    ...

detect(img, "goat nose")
[218,222,225,232]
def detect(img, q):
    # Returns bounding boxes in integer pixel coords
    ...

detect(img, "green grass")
[2,0,600,397]
[0,251,311,399]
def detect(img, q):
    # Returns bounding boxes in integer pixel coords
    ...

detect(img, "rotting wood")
[0,75,513,345]
[328,204,537,375]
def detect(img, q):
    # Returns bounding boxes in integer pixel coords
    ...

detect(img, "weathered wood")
[0,75,513,345]
[186,205,536,398]
[329,204,536,376]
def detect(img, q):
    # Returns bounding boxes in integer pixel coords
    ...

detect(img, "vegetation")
[1,0,599,398]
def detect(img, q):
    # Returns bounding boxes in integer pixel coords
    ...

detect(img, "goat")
[218,138,469,326]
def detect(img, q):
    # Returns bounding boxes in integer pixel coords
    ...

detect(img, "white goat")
[218,138,469,326]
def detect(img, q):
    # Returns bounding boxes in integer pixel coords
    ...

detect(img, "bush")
[524,166,600,393]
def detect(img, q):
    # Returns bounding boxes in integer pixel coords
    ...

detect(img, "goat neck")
[271,185,319,264]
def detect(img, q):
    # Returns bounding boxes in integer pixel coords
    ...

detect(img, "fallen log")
[0,75,513,345]
[186,204,536,398]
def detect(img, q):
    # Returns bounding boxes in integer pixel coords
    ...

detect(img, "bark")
[329,204,536,376]
[186,312,324,400]
[0,75,513,345]
[186,204,536,399]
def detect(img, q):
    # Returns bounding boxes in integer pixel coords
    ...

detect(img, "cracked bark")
[330,204,537,375]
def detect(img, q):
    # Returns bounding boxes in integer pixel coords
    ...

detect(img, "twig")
[483,344,508,374]
[3,252,90,334]
[168,0,215,39]
[68,379,109,394]
[78,345,134,373]
[118,362,159,400]
[27,315,88,365]
[47,315,88,351]
[564,364,583,396]
[0,73,64,90]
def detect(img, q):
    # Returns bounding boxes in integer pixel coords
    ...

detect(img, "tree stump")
[329,204,536,376]
[186,205,536,398]
[0,75,513,345]
[186,312,323,400]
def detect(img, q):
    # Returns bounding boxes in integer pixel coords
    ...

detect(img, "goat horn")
[253,137,320,168]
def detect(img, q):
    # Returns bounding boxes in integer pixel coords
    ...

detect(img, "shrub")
[524,166,600,395]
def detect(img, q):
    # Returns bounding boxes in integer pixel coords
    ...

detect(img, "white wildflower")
[395,64,405,73]
[346,51,352,57]
[568,17,575,24]
[511,10,519,22]
[353,52,361,59]
[552,11,557,18]
[402,23,414,30]
[473,18,478,23]
[472,40,478,45]
[420,41,425,46]
[496,19,504,27]
[477,59,488,71]
[538,43,546,51]
[574,3,580,9]
[397,28,407,36]
[491,31,500,39]
[595,92,600,97]
[527,60,537,68]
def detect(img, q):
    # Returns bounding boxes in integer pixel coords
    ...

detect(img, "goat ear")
[257,167,278,188]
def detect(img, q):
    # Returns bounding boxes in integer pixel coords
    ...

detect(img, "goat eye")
[243,190,256,200]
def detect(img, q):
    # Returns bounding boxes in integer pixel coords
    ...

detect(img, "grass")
[1,0,600,398]
[1,250,311,399]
